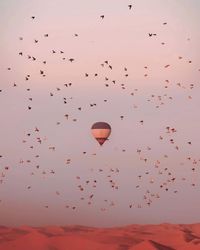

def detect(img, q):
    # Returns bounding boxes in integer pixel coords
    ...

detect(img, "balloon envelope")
[91,122,111,145]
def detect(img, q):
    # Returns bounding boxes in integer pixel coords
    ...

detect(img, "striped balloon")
[91,122,111,146]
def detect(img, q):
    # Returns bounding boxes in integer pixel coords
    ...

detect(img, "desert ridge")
[0,224,200,250]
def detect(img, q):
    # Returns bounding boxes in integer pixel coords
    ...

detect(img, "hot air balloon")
[91,122,111,146]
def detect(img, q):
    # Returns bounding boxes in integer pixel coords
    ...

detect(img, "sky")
[0,0,200,227]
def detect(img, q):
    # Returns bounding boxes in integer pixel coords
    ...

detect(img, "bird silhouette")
[128,5,132,10]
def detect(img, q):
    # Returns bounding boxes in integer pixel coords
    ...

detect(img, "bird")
[149,33,157,37]
[35,127,39,132]
[128,5,132,10]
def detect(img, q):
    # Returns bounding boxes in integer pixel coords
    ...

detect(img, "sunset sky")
[0,0,200,227]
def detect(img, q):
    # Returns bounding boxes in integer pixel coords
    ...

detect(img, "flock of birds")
[0,3,200,214]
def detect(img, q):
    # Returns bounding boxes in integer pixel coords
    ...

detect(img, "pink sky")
[0,0,200,227]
